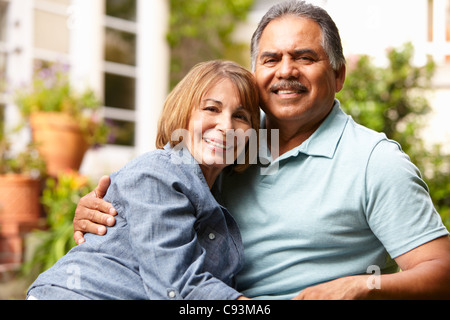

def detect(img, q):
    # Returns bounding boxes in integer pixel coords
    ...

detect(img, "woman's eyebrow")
[236,105,252,117]
[204,98,223,105]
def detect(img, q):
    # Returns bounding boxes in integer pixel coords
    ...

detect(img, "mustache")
[270,80,308,93]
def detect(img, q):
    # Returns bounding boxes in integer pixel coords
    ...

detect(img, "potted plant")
[14,62,108,177]
[0,120,46,264]
[22,170,93,274]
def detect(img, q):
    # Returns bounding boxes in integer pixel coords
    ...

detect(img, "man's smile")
[270,80,308,96]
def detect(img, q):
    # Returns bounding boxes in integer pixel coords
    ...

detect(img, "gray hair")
[250,0,346,72]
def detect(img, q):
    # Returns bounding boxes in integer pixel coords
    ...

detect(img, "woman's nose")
[216,114,234,133]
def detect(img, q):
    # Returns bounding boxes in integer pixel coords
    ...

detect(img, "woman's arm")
[93,152,242,300]
[74,174,251,300]
[124,169,241,299]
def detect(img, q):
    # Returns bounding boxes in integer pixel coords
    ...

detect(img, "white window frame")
[3,0,34,153]
[5,0,74,151]
[70,0,170,177]
[427,0,450,64]
[4,0,169,177]
[33,0,72,63]
[0,0,11,105]
[102,6,138,139]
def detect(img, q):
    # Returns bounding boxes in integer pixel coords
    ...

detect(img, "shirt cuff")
[184,279,242,300]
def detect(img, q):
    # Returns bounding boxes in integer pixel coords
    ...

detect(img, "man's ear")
[335,64,346,93]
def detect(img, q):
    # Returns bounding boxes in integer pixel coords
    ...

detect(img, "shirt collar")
[164,142,225,201]
[297,99,349,159]
[260,99,349,162]
[163,142,206,181]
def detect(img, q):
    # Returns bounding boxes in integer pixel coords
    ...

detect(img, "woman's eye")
[204,106,218,112]
[235,113,250,122]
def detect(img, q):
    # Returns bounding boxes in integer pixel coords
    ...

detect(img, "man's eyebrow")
[292,49,319,58]
[259,51,279,60]
[259,49,320,60]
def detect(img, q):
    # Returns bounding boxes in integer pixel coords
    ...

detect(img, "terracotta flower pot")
[0,174,42,264]
[29,112,89,177]
[0,174,41,224]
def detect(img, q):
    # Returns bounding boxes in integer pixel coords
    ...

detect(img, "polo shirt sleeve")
[364,140,448,259]
[107,155,241,300]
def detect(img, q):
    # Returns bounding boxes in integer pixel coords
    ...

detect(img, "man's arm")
[293,236,450,300]
[73,175,117,244]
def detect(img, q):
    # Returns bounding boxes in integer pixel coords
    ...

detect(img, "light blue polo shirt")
[221,100,448,300]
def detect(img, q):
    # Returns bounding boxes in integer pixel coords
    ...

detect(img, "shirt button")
[168,290,176,299]
[208,233,216,240]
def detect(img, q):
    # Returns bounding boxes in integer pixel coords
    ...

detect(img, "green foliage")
[337,43,450,230]
[167,0,254,87]
[0,116,46,177]
[0,142,46,177]
[22,171,94,274]
[15,62,99,116]
[14,62,109,146]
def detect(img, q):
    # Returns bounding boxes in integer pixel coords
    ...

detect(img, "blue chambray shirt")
[28,145,244,300]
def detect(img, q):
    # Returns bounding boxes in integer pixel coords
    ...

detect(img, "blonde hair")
[156,60,260,172]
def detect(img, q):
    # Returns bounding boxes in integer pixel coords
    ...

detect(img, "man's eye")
[262,57,278,65]
[298,56,314,63]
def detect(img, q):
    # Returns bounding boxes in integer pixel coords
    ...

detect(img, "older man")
[73,1,450,299]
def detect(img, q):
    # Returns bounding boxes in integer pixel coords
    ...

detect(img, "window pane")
[105,118,135,146]
[428,0,434,42]
[0,52,6,74]
[0,52,6,93]
[0,1,7,42]
[46,0,71,5]
[105,27,136,66]
[104,73,135,110]
[34,10,70,53]
[0,104,4,141]
[446,0,450,62]
[446,0,450,41]
[104,0,137,147]
[106,0,136,22]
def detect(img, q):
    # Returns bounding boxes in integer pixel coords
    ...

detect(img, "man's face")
[254,15,345,131]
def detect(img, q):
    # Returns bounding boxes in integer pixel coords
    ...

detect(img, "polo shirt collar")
[260,99,349,162]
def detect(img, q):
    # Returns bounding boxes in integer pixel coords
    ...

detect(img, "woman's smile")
[203,137,233,152]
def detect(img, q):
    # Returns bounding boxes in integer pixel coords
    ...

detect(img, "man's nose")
[276,57,300,79]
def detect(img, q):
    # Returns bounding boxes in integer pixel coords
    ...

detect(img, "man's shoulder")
[344,116,388,145]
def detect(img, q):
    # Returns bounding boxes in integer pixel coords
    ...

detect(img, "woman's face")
[186,78,253,176]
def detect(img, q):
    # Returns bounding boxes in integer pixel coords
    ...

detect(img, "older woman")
[27,60,260,300]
